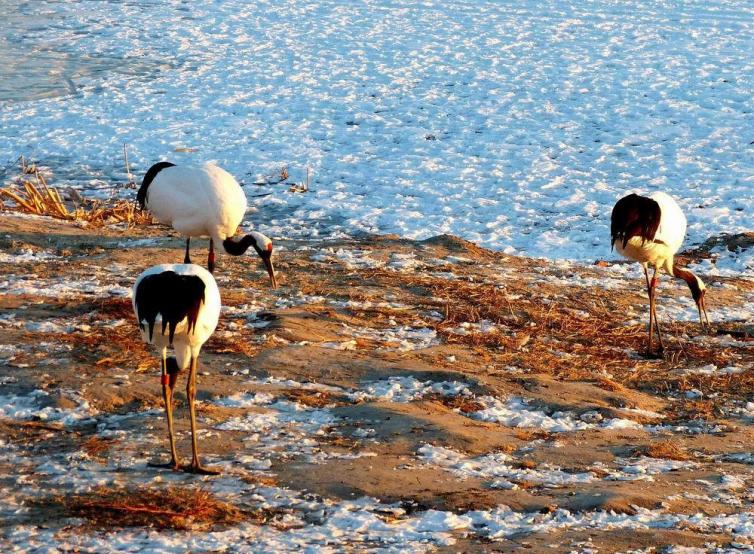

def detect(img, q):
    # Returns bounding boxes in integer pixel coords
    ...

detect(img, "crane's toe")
[148,460,181,471]
[183,462,221,475]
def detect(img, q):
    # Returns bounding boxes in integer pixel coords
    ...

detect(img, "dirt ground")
[1,212,754,552]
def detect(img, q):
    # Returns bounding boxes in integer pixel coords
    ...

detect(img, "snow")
[689,247,754,278]
[598,457,698,482]
[2,0,753,261]
[354,376,644,432]
[418,444,595,488]
[0,249,61,263]
[418,445,702,488]
[312,248,385,270]
[447,319,501,335]
[0,389,96,426]
[354,376,471,404]
[329,323,440,352]
[0,274,131,298]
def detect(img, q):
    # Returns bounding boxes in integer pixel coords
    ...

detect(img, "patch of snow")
[0,389,96,426]
[0,250,61,263]
[418,444,595,488]
[337,323,439,352]
[597,457,698,482]
[312,248,384,269]
[0,275,131,298]
[353,377,470,404]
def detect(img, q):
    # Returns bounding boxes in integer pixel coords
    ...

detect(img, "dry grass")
[94,297,135,320]
[52,297,262,369]
[53,322,152,371]
[352,267,653,375]
[0,418,73,445]
[238,473,279,487]
[514,429,553,442]
[666,400,719,422]
[262,242,754,411]
[593,377,625,392]
[60,486,245,531]
[283,388,351,408]
[516,459,538,470]
[54,298,258,369]
[427,394,484,413]
[341,265,754,404]
[510,480,539,490]
[633,440,690,461]
[81,436,120,461]
[205,326,260,357]
[318,434,361,449]
[0,167,152,227]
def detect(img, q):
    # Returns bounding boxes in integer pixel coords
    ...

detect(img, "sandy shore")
[1,213,754,552]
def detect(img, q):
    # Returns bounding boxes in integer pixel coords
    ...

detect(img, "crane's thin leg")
[184,238,191,264]
[149,351,180,470]
[698,301,711,331]
[644,267,654,353]
[649,267,664,352]
[208,239,215,273]
[184,355,219,475]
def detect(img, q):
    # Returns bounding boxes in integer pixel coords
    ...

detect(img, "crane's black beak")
[260,252,277,288]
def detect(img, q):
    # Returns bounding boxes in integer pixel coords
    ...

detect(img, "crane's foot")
[183,462,221,475]
[641,346,664,360]
[148,460,181,471]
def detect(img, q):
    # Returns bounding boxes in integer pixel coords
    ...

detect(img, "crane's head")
[673,266,710,331]
[222,231,278,287]
[683,271,710,330]
[249,231,277,288]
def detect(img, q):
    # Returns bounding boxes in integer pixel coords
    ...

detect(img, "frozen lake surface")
[1,0,753,259]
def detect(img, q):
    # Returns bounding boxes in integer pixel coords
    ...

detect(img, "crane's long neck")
[222,235,256,256]
[672,265,704,300]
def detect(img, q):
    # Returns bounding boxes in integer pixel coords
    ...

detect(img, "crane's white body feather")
[146,163,248,242]
[132,264,221,369]
[614,191,687,275]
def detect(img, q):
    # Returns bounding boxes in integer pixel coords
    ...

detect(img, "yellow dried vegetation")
[0,161,152,227]
[283,388,352,408]
[59,486,246,531]
[345,265,748,394]
[633,440,690,461]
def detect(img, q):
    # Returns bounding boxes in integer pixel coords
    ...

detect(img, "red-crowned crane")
[137,162,277,287]
[133,263,221,474]
[611,191,710,354]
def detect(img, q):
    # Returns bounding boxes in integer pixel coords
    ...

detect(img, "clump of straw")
[0,157,152,227]
[633,440,690,461]
[59,486,245,531]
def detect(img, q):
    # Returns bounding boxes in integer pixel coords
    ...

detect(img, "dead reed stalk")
[0,161,153,227]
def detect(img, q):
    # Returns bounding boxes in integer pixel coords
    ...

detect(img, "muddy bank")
[1,213,754,552]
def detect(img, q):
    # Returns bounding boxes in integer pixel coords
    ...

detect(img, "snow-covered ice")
[2,0,753,261]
